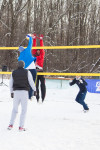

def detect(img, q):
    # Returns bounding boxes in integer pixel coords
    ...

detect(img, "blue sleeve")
[25,36,33,53]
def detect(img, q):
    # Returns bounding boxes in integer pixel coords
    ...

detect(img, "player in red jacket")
[32,34,46,102]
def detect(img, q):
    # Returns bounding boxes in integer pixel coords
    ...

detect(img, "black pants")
[36,75,46,102]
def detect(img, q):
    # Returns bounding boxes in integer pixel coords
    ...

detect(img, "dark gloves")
[34,91,37,96]
[11,93,14,98]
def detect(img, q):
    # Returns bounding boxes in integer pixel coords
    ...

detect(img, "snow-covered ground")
[0,78,100,150]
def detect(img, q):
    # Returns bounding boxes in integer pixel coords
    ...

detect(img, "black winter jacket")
[12,67,30,91]
[70,78,87,92]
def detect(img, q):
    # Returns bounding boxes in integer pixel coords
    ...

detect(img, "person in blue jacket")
[18,34,37,99]
[69,76,89,112]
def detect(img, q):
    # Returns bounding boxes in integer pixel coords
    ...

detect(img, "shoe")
[7,125,13,130]
[42,99,44,102]
[83,109,89,113]
[29,97,33,101]
[19,127,26,131]
[37,99,39,103]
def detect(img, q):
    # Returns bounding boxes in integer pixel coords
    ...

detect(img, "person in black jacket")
[69,76,89,112]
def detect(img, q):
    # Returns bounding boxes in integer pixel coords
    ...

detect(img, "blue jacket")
[18,37,36,68]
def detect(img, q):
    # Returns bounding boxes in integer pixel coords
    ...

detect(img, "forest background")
[0,0,100,73]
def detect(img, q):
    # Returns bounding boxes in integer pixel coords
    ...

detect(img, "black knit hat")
[18,61,25,68]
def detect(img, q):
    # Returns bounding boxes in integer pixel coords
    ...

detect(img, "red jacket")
[32,38,45,68]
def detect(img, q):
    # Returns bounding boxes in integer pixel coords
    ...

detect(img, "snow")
[0,78,100,150]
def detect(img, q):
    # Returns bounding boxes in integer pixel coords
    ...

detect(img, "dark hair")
[18,61,25,68]
[37,49,40,51]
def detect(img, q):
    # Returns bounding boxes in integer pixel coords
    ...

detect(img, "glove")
[34,91,37,96]
[39,34,43,39]
[32,33,36,39]
[11,93,14,98]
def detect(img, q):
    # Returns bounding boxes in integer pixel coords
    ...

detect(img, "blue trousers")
[75,91,89,110]
[29,69,37,99]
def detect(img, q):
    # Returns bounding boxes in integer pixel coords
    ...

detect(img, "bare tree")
[0,0,99,74]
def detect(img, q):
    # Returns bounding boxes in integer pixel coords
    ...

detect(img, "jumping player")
[32,34,46,103]
[18,34,37,100]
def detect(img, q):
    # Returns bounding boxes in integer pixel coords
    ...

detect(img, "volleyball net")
[0,45,100,77]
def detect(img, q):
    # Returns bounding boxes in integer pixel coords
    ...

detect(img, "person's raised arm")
[32,34,37,56]
[25,34,33,54]
[40,34,44,52]
[36,34,45,60]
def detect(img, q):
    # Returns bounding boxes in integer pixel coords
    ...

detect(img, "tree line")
[0,0,100,74]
